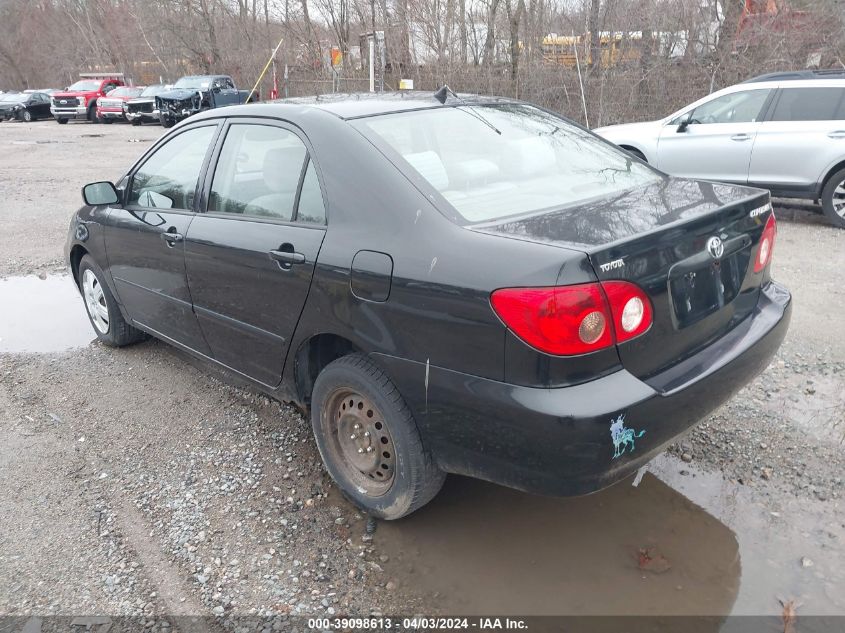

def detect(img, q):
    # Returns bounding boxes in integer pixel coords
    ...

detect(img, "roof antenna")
[433,84,501,135]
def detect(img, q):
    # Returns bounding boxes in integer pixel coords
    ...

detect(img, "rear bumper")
[374,281,791,497]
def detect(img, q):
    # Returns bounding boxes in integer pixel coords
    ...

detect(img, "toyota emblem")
[706,236,724,259]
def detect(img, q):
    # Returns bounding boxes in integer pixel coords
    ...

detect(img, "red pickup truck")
[50,73,125,124]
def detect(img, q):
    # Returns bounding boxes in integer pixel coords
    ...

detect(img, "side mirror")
[82,181,119,206]
[676,112,692,133]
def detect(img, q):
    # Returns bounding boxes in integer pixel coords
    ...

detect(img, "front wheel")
[22,110,32,122]
[311,354,445,519]
[820,167,845,229]
[78,255,146,347]
[159,115,175,128]
[57,118,68,124]
[623,147,647,162]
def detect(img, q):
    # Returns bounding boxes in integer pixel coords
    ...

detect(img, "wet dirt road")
[1,121,844,623]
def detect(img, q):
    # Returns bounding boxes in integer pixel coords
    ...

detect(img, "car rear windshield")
[353,104,661,223]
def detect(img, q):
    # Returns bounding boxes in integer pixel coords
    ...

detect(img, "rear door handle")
[161,231,183,245]
[269,249,306,266]
[730,133,751,141]
[828,130,845,139]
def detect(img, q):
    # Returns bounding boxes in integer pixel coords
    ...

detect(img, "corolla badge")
[609,414,645,459]
[706,236,724,259]
[599,258,625,273]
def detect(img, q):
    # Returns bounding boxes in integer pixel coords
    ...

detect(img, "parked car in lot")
[66,93,791,519]
[124,84,171,125]
[595,74,845,228]
[96,86,144,123]
[25,88,60,95]
[0,91,52,121]
[51,74,125,124]
[156,75,252,127]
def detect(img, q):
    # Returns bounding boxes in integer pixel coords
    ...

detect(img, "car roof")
[269,91,517,119]
[743,69,845,83]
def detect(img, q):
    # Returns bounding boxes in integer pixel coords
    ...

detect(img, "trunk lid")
[475,178,772,381]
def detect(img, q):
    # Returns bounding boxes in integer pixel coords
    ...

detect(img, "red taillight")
[601,280,653,343]
[490,281,652,356]
[754,213,777,273]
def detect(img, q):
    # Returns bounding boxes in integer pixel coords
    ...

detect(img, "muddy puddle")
[0,274,94,353]
[375,455,844,618]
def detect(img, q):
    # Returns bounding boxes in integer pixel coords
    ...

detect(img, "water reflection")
[0,274,94,353]
[377,473,740,617]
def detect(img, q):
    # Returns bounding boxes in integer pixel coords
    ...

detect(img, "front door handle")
[269,248,306,267]
[730,133,751,141]
[161,231,184,246]
[828,130,845,139]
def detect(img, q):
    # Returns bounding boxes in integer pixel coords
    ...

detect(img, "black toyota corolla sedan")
[66,92,791,518]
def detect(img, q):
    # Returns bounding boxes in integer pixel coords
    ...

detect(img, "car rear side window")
[295,160,326,225]
[770,87,845,121]
[208,124,307,221]
[128,125,216,211]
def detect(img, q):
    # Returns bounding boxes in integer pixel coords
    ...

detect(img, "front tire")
[623,147,647,162]
[820,167,845,229]
[22,110,32,122]
[78,255,146,347]
[311,354,445,519]
[57,118,68,124]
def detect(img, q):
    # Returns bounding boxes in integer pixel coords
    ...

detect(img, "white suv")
[594,71,845,227]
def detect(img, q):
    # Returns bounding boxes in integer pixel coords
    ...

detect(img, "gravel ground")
[0,120,843,620]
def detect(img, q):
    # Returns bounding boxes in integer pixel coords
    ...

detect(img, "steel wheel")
[82,269,109,334]
[831,180,845,219]
[324,388,396,496]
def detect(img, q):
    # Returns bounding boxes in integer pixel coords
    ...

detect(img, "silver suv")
[595,72,845,227]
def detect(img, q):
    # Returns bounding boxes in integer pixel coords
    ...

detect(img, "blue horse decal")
[609,414,645,459]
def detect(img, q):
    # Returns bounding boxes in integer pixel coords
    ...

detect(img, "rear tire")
[820,167,845,229]
[78,255,146,347]
[310,354,445,519]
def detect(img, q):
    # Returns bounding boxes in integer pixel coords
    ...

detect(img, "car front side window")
[208,123,308,221]
[687,89,771,125]
[128,125,216,211]
[689,89,771,124]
